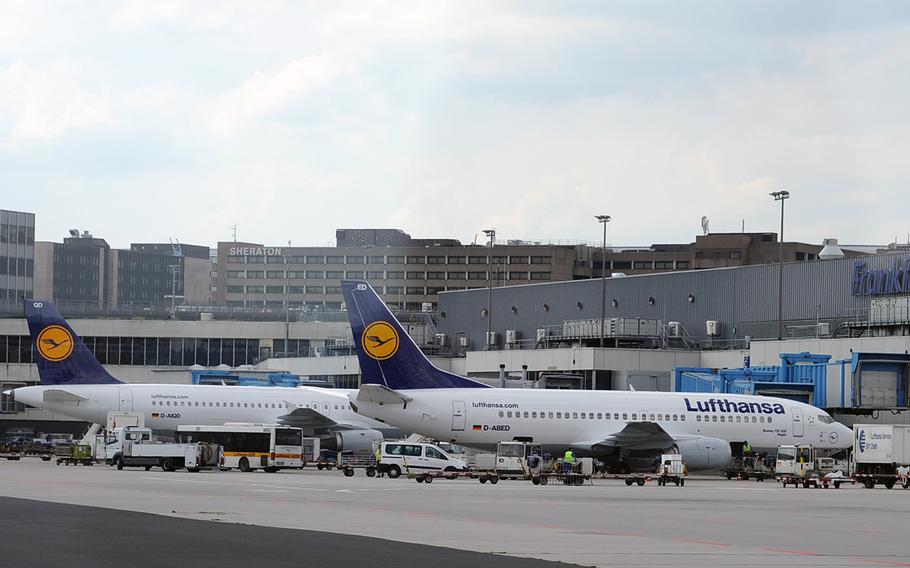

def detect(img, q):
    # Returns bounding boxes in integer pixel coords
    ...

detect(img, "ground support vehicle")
[54,444,94,466]
[0,442,22,461]
[379,441,469,480]
[724,455,774,481]
[21,442,52,461]
[655,454,687,487]
[776,444,852,489]
[338,455,378,477]
[474,442,553,485]
[177,425,303,472]
[107,427,220,472]
[853,424,910,489]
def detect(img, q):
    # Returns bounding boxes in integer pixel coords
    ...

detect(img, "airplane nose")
[835,422,852,446]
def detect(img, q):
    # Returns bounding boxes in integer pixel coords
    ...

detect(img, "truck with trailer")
[106,427,221,472]
[775,444,852,489]
[853,424,910,489]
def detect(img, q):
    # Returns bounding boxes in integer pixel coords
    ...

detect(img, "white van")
[379,441,468,478]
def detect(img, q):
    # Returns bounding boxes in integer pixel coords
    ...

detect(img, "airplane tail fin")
[342,280,488,389]
[23,300,122,385]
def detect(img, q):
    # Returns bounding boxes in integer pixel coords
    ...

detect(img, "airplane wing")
[42,389,88,403]
[572,422,680,452]
[278,407,362,431]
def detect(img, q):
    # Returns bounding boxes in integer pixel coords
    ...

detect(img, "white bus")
[176,424,304,472]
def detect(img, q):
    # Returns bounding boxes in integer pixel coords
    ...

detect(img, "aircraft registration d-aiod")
[9,300,394,453]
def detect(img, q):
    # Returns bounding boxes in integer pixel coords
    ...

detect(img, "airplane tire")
[387,465,401,479]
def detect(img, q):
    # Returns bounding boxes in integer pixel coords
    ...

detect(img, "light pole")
[770,190,790,341]
[483,229,496,350]
[595,215,611,347]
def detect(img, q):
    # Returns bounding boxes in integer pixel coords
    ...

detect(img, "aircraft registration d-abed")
[341,280,852,472]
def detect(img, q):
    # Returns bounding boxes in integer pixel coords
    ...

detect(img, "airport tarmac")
[1,459,909,567]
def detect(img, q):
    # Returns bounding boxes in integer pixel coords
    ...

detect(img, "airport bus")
[176,424,304,472]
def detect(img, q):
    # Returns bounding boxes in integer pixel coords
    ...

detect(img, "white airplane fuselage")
[14,383,384,433]
[352,388,852,456]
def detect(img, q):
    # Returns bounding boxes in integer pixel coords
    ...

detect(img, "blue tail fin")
[342,281,488,390]
[23,300,122,385]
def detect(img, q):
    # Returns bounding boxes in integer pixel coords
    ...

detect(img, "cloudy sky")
[2,1,909,249]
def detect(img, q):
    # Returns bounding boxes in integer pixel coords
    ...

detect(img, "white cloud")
[0,62,109,141]
[211,55,347,134]
[110,0,187,31]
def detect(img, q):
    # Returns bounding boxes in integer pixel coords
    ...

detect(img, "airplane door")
[792,407,804,437]
[119,389,133,412]
[452,401,466,431]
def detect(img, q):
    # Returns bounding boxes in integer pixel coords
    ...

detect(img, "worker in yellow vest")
[563,449,575,474]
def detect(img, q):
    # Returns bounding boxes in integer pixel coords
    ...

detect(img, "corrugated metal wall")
[439,253,902,349]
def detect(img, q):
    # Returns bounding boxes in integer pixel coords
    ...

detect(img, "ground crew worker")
[563,449,575,475]
[374,444,383,477]
[743,441,753,468]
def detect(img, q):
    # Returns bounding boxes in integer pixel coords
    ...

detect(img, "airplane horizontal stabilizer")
[356,384,413,406]
[41,389,88,403]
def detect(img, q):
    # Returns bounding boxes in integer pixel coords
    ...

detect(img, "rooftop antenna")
[701,216,709,236]
[168,238,183,319]
[230,224,237,242]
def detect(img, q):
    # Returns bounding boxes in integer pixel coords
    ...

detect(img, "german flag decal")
[151,413,160,418]
[472,425,482,431]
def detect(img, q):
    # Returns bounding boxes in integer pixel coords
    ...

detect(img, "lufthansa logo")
[362,321,399,361]
[829,432,839,444]
[37,325,74,362]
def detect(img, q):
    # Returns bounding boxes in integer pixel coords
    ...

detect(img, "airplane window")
[752,416,757,423]
[657,414,662,421]
[580,412,586,419]
[243,403,248,408]
[760,416,765,423]
[540,412,545,419]
[531,412,537,418]
[556,412,562,418]
[696,415,701,422]
[335,405,339,410]
[572,412,578,419]
[631,413,637,420]
[565,413,570,419]
[209,402,213,407]
[817,414,833,424]
[597,413,602,419]
[768,417,773,424]
[548,412,554,419]
[712,415,717,422]
[507,411,512,418]
[230,402,235,407]
[650,414,655,421]
[680,415,685,421]
[614,413,620,420]
[181,402,186,406]
[524,412,529,418]
[622,413,628,420]
[498,411,504,417]
[166,401,171,406]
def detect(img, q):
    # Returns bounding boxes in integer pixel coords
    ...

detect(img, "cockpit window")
[817,414,833,424]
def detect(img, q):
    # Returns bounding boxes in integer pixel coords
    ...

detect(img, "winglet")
[23,300,122,385]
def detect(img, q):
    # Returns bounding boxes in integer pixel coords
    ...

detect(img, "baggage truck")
[105,427,220,472]
[853,424,910,489]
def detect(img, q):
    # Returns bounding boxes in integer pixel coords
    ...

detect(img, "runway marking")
[862,560,910,567]
[762,548,819,556]
[672,538,729,547]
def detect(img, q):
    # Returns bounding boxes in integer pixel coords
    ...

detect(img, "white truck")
[775,444,852,489]
[105,427,220,472]
[853,424,910,489]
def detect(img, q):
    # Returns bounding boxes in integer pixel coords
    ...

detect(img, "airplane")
[8,299,394,454]
[341,280,853,472]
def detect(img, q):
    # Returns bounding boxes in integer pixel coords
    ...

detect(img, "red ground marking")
[672,538,729,547]
[862,560,910,567]
[762,548,820,556]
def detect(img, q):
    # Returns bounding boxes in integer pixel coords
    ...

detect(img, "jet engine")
[674,437,732,470]
[320,429,383,453]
